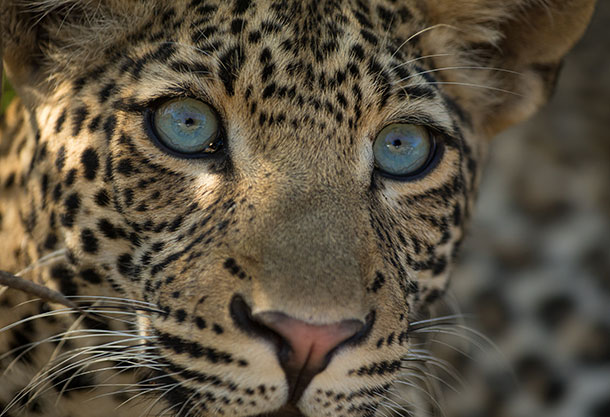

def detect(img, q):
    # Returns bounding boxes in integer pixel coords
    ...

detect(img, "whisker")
[14,346,164,411]
[375,391,413,417]
[1,328,148,372]
[389,54,454,72]
[389,24,460,62]
[408,314,472,332]
[15,249,68,277]
[403,350,466,388]
[409,81,522,96]
[176,387,206,417]
[0,305,158,336]
[66,295,159,307]
[138,376,198,417]
[402,366,461,395]
[394,65,523,85]
[394,379,446,417]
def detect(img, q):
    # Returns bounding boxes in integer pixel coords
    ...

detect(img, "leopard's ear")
[0,0,149,108]
[418,0,596,136]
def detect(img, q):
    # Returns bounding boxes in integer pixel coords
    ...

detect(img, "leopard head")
[0,0,594,415]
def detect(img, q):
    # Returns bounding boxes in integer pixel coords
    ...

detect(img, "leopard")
[0,1,597,416]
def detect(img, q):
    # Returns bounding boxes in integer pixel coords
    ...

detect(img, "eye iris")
[154,98,220,154]
[374,124,432,176]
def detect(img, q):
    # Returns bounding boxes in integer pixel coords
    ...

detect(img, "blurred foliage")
[2,72,16,114]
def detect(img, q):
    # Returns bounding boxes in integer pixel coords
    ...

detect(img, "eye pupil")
[392,139,402,147]
[185,118,194,127]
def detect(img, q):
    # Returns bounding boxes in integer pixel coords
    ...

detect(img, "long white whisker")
[66,295,160,308]
[1,328,148,372]
[394,65,523,85]
[16,249,68,276]
[409,314,471,331]
[389,24,460,62]
[410,81,522,96]
[389,53,454,72]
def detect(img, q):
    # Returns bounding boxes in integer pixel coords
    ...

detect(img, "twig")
[0,270,102,322]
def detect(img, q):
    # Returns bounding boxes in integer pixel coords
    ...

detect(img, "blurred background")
[436,2,610,417]
[1,3,608,417]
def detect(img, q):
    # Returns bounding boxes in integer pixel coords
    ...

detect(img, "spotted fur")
[0,1,595,416]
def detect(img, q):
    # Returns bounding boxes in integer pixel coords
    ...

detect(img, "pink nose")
[259,311,362,367]
[255,312,364,400]
[230,296,370,403]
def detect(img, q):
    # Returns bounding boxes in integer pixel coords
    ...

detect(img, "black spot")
[231,18,245,34]
[103,115,117,143]
[248,30,261,43]
[88,115,102,132]
[50,184,62,203]
[233,0,251,14]
[117,253,134,277]
[55,109,67,133]
[81,148,100,181]
[94,189,110,207]
[175,309,187,322]
[195,317,207,329]
[123,188,134,206]
[368,272,386,293]
[218,46,245,96]
[376,6,393,26]
[55,146,66,172]
[98,219,121,240]
[72,107,89,136]
[99,81,117,103]
[151,241,165,252]
[360,29,378,46]
[350,44,365,61]
[81,229,99,254]
[60,193,81,228]
[80,268,102,284]
[43,233,58,250]
[3,172,15,188]
[50,264,77,296]
[64,168,77,187]
[116,158,134,176]
[262,83,276,99]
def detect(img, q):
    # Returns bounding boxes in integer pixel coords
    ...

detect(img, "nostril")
[230,295,285,349]
[230,295,376,403]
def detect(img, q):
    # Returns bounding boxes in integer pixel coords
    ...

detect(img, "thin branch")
[0,270,101,322]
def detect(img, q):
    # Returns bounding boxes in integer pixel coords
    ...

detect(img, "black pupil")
[392,139,402,147]
[185,117,195,127]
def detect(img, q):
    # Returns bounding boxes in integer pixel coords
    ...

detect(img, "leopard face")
[0,1,595,416]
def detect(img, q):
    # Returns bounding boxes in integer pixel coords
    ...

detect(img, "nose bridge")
[240,177,369,323]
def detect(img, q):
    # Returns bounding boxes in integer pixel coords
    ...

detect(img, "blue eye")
[373,124,435,178]
[152,98,222,155]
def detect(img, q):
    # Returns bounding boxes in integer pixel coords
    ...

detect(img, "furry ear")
[418,0,596,136]
[0,0,149,107]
